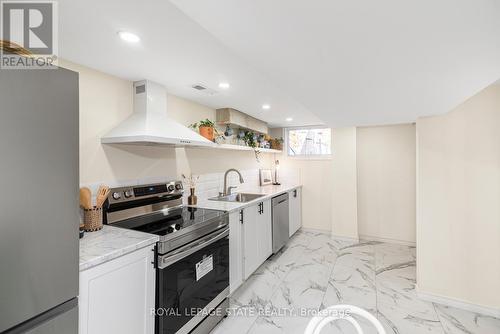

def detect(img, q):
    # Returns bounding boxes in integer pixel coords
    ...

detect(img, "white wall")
[65,59,419,251]
[417,84,500,311]
[279,158,334,231]
[356,124,416,244]
[331,127,359,239]
[268,128,333,232]
[269,127,359,235]
[59,60,272,189]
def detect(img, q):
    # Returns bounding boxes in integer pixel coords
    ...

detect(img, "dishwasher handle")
[272,192,289,205]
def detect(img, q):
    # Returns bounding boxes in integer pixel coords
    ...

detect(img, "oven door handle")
[158,227,229,269]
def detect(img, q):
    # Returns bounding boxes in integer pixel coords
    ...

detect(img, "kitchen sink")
[209,193,265,203]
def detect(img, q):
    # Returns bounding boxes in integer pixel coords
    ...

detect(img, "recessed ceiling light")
[218,82,230,89]
[286,117,293,122]
[262,104,271,110]
[118,31,140,43]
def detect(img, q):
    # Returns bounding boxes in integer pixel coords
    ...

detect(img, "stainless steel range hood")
[101,80,214,147]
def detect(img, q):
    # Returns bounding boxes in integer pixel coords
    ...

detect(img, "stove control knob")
[124,190,133,198]
[175,224,181,230]
[167,226,175,234]
[168,185,175,192]
[112,192,121,200]
[175,184,182,190]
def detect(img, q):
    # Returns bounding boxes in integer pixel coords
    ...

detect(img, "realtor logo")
[0,1,58,69]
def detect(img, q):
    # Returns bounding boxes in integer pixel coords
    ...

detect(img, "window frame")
[284,125,333,160]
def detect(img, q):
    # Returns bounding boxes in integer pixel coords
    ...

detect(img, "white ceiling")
[59,0,500,128]
[58,0,322,127]
[171,0,500,127]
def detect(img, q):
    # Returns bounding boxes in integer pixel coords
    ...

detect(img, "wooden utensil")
[95,185,110,208]
[79,187,92,209]
[95,185,104,207]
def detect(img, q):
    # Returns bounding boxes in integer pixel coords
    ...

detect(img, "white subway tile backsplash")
[80,167,299,205]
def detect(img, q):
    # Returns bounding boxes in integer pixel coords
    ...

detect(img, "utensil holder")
[83,207,103,232]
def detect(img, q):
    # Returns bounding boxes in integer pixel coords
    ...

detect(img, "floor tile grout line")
[219,238,499,333]
[319,241,341,310]
[432,301,448,334]
[276,230,314,284]
[251,230,315,324]
[243,316,259,334]
[255,231,343,331]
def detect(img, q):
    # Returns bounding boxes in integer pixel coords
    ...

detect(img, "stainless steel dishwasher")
[272,192,290,253]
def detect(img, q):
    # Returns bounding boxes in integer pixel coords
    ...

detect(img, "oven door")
[156,227,229,334]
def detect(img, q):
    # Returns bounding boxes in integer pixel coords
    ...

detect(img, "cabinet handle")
[153,245,158,268]
[240,210,244,224]
[293,189,297,198]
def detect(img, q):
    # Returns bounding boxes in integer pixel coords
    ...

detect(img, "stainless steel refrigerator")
[0,68,79,333]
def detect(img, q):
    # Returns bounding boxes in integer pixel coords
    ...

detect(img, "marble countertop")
[191,184,302,212]
[79,225,159,271]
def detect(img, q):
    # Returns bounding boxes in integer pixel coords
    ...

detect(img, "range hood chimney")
[101,80,214,147]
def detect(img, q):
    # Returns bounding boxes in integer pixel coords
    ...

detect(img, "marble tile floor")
[210,230,500,334]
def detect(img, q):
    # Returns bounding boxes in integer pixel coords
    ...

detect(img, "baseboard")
[300,227,331,235]
[359,234,416,247]
[331,234,360,243]
[300,227,360,243]
[416,285,500,318]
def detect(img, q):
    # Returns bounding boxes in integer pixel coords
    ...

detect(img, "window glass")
[286,127,331,157]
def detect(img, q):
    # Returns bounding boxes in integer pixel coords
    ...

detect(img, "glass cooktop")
[112,206,227,237]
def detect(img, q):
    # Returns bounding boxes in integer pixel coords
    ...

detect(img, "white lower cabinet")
[229,192,300,293]
[229,211,243,293]
[243,199,272,279]
[256,199,272,264]
[229,199,273,290]
[79,245,155,334]
[242,203,260,279]
[289,187,302,237]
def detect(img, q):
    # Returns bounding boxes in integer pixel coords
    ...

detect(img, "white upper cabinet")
[216,108,268,134]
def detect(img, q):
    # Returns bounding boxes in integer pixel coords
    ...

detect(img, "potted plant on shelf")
[188,119,217,141]
[243,130,256,148]
[243,130,261,162]
[270,137,284,150]
[263,134,272,149]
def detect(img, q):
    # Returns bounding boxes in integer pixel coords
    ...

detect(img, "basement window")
[285,126,332,158]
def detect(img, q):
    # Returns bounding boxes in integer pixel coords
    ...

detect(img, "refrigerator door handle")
[3,298,78,334]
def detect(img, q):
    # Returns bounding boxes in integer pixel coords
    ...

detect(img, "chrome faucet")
[223,168,244,196]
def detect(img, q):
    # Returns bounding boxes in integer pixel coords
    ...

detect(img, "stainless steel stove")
[105,181,230,334]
